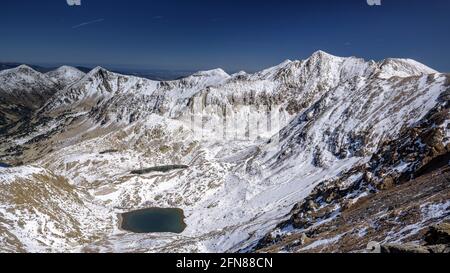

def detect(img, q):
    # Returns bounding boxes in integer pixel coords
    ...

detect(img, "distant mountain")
[0,62,54,73]
[45,66,86,87]
[0,65,58,132]
[0,51,448,253]
[0,62,92,74]
[0,62,193,81]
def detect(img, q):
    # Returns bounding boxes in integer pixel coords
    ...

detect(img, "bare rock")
[377,176,395,190]
[427,244,450,253]
[425,223,450,245]
[366,241,381,253]
[380,244,431,254]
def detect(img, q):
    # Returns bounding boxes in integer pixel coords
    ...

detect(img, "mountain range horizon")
[0,50,444,83]
[1,47,448,253]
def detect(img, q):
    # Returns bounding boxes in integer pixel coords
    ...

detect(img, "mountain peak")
[312,49,327,55]
[0,64,38,76]
[47,66,86,87]
[310,50,336,58]
[307,50,342,62]
[378,58,438,78]
[0,64,55,98]
[254,59,293,79]
[17,64,33,70]
[192,68,230,78]
[55,65,83,73]
[280,59,293,66]
[80,66,111,80]
[232,70,248,76]
[89,66,108,74]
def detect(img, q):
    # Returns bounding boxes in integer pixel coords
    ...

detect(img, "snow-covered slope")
[0,166,113,252]
[377,58,438,79]
[0,51,448,253]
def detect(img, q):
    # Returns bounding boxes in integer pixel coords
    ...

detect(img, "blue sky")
[1,0,449,72]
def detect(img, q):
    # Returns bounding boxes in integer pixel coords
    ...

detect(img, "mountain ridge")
[0,50,448,253]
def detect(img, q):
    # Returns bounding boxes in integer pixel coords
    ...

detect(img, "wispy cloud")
[153,15,164,20]
[72,18,104,29]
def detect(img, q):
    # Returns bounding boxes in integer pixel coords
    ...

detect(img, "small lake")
[130,165,188,175]
[120,208,187,234]
[0,162,11,168]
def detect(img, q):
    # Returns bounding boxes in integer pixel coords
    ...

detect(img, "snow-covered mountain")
[0,51,448,253]
[0,65,58,105]
[0,65,58,132]
[46,65,85,88]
